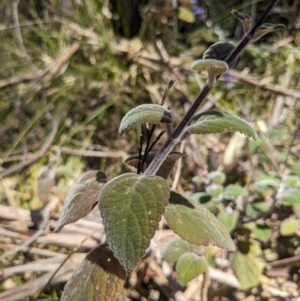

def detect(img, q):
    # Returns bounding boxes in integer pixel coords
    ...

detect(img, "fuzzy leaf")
[55,171,106,232]
[125,151,182,179]
[164,191,236,251]
[119,104,172,135]
[99,173,169,271]
[176,253,207,286]
[161,238,193,264]
[224,184,248,200]
[61,244,126,301]
[207,171,226,184]
[276,188,300,208]
[280,218,300,236]
[186,110,257,139]
[217,211,238,232]
[231,251,261,290]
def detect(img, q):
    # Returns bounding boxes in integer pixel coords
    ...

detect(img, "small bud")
[252,23,286,42]
[192,59,228,87]
[231,10,252,34]
[203,41,236,67]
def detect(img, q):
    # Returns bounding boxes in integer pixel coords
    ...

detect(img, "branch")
[144,0,279,176]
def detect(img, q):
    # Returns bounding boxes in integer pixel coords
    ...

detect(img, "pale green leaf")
[161,238,193,264]
[55,171,106,232]
[186,110,257,139]
[224,184,248,200]
[99,173,169,271]
[217,211,238,232]
[206,184,223,198]
[231,251,261,290]
[176,253,207,286]
[178,6,195,23]
[280,218,300,236]
[282,175,300,188]
[119,104,172,135]
[61,244,126,301]
[164,191,236,251]
[207,171,226,185]
[276,188,300,208]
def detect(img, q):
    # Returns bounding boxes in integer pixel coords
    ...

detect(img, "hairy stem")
[144,0,278,176]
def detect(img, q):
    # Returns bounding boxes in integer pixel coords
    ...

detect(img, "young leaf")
[164,191,236,251]
[276,188,300,208]
[176,253,207,286]
[119,104,172,135]
[224,184,248,200]
[217,211,238,232]
[280,218,300,236]
[125,151,182,179]
[99,173,170,271]
[161,238,193,264]
[54,171,106,232]
[186,110,257,140]
[61,244,126,301]
[230,251,261,290]
[207,171,226,185]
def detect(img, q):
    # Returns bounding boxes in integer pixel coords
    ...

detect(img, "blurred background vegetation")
[1,0,300,300]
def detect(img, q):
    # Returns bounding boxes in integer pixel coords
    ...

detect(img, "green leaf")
[217,211,238,232]
[252,224,271,242]
[282,175,300,188]
[178,6,195,23]
[245,200,270,217]
[161,238,193,264]
[164,191,236,251]
[276,188,300,208]
[61,244,126,301]
[224,184,248,200]
[190,192,212,204]
[99,173,169,271]
[254,178,280,191]
[119,104,172,135]
[186,110,257,140]
[176,253,207,286]
[54,171,106,232]
[280,218,300,236]
[125,151,182,180]
[290,161,300,175]
[206,184,223,198]
[207,171,226,185]
[231,251,261,290]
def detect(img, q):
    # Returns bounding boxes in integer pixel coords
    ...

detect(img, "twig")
[171,141,185,190]
[0,118,60,178]
[0,197,59,261]
[144,0,280,176]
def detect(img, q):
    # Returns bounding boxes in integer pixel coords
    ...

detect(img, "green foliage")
[164,192,236,251]
[176,253,207,286]
[62,244,126,301]
[118,104,172,135]
[98,173,169,271]
[186,110,258,139]
[2,1,296,300]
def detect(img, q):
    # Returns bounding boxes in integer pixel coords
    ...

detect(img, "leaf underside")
[55,171,106,232]
[61,244,126,301]
[99,173,170,271]
[164,191,236,251]
[119,104,172,135]
[186,110,257,140]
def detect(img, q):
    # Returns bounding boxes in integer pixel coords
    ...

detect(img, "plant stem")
[144,0,279,176]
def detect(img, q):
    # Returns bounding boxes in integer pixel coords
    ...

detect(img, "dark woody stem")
[144,0,279,176]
